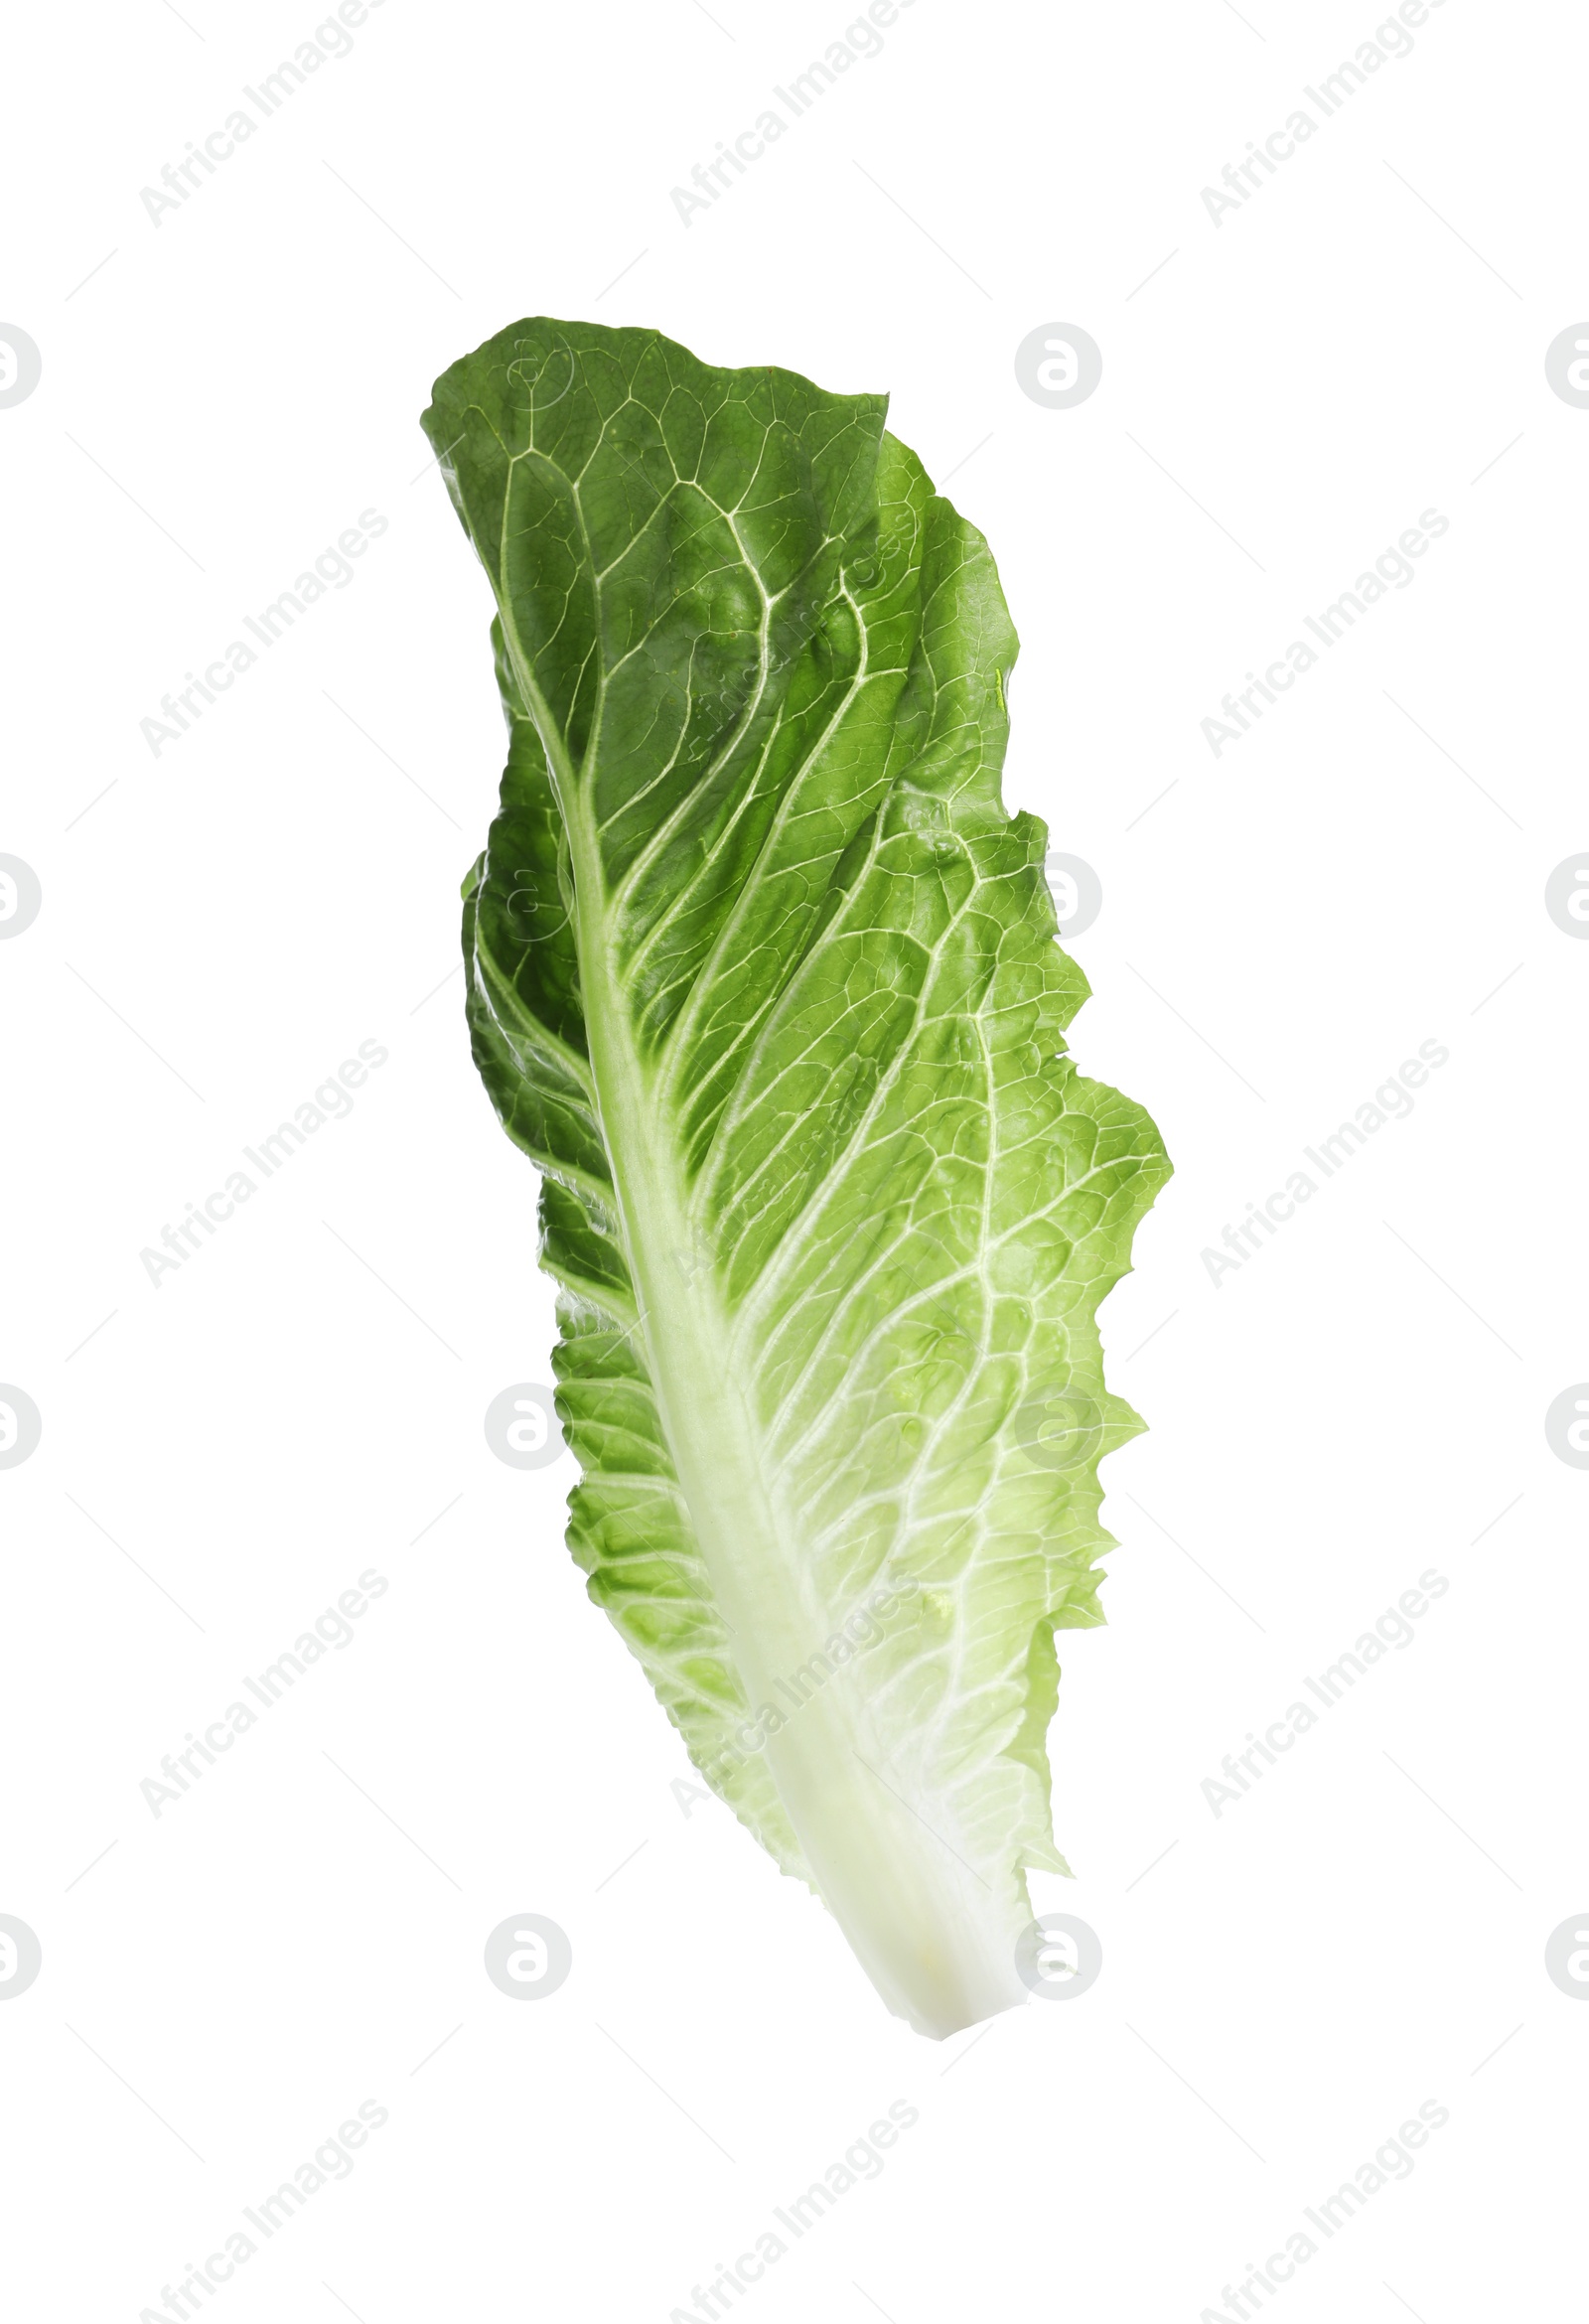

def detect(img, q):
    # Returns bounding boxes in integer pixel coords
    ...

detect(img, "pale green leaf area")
[422,320,1170,2036]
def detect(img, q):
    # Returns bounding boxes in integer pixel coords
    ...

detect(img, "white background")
[3,1,1584,2317]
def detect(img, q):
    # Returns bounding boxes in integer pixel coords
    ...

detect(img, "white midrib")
[496,604,1029,2039]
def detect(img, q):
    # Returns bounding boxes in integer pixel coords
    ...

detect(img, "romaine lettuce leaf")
[421,320,1170,2036]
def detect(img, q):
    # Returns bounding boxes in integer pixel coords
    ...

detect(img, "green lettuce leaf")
[421,320,1170,2036]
